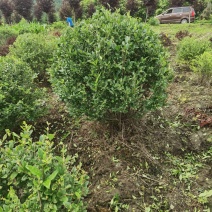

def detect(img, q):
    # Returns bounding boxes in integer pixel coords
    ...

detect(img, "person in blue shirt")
[66,17,74,27]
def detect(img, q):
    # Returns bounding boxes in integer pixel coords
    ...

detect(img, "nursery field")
[0,17,212,211]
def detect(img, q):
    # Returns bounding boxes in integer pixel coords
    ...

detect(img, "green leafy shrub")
[9,33,57,81]
[191,51,212,85]
[148,17,160,26]
[11,18,46,34]
[177,37,211,61]
[0,56,47,132]
[0,122,89,211]
[0,27,18,46]
[50,9,171,121]
[49,21,68,30]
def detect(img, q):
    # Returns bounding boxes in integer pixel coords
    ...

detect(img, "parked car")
[156,6,195,24]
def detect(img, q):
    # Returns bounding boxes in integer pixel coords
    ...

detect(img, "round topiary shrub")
[0,56,47,132]
[9,33,57,81]
[50,9,171,121]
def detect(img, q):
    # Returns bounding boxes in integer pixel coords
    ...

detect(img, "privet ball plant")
[50,9,171,121]
[0,56,47,132]
[9,33,57,81]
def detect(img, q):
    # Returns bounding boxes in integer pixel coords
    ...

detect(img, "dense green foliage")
[191,51,212,84]
[11,19,46,34]
[50,9,171,120]
[148,17,160,25]
[9,32,57,80]
[177,37,211,61]
[0,56,46,132]
[0,27,17,46]
[0,123,89,211]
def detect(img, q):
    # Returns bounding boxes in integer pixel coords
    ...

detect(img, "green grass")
[151,22,212,41]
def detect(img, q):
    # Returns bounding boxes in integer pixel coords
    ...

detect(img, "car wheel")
[181,19,188,24]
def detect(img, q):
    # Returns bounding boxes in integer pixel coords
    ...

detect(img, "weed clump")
[191,51,212,85]
[177,37,211,61]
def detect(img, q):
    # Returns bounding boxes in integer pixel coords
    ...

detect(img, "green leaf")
[2,134,7,141]
[75,191,81,199]
[145,207,151,212]
[3,205,9,211]
[10,172,18,181]
[43,170,58,189]
[199,190,212,198]
[39,135,46,142]
[60,195,68,203]
[64,201,72,210]
[47,134,55,141]
[26,165,42,178]
[38,148,44,159]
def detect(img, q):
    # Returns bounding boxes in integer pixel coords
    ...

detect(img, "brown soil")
[175,30,191,40]
[0,36,16,56]
[159,32,172,47]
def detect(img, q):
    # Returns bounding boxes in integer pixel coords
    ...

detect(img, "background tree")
[0,0,13,23]
[86,2,96,17]
[59,0,72,19]
[193,0,207,16]
[47,10,56,23]
[99,0,120,11]
[13,0,33,20]
[126,0,139,16]
[169,0,184,6]
[143,0,158,21]
[33,3,43,21]
[68,0,83,20]
[200,0,212,19]
[35,0,56,23]
[80,0,96,18]
[156,0,169,15]
[36,0,54,14]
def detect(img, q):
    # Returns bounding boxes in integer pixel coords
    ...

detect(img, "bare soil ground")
[33,31,212,211]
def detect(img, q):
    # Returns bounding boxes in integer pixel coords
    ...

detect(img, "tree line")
[0,0,210,24]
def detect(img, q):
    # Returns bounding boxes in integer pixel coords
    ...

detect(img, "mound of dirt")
[159,32,172,46]
[175,30,191,40]
[34,76,212,211]
[0,36,16,56]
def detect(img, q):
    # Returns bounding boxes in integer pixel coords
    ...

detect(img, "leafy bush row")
[0,20,61,132]
[0,123,89,211]
[0,33,57,133]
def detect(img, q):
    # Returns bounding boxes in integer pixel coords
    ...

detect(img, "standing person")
[66,17,74,27]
